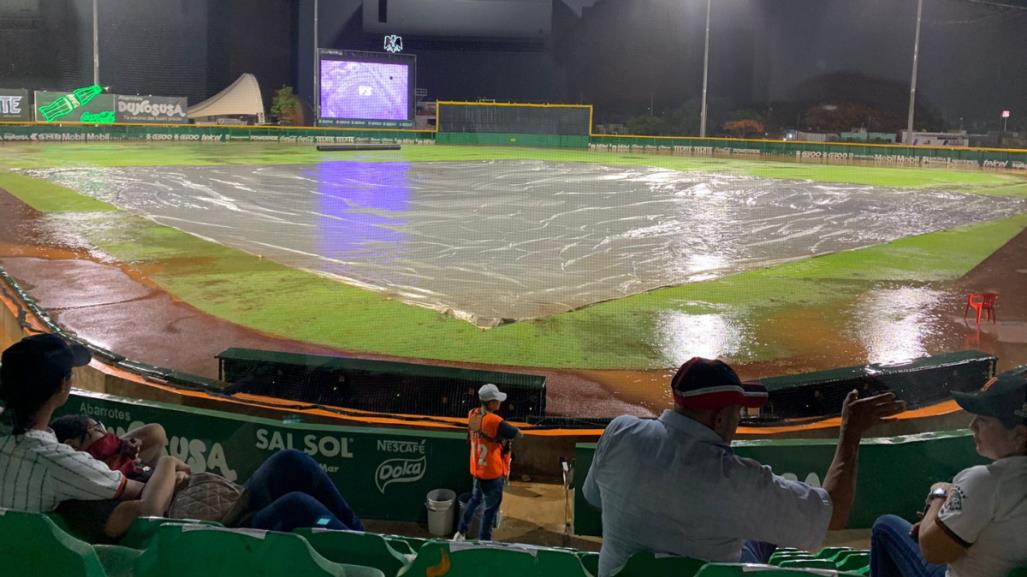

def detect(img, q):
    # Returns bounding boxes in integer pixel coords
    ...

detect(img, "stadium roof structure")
[188,73,265,122]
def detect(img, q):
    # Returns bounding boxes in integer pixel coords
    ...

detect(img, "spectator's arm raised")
[822,390,906,529]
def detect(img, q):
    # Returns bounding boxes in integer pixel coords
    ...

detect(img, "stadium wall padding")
[572,432,987,536]
[51,389,472,523]
[437,132,589,148]
[0,123,1024,170]
[589,134,1027,170]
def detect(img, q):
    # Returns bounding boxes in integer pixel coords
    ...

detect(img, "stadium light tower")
[905,0,924,144]
[699,0,712,138]
[313,0,319,121]
[92,0,99,86]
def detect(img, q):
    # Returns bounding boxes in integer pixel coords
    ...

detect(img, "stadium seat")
[132,523,385,577]
[1007,568,1027,577]
[695,563,863,577]
[578,551,600,576]
[118,515,223,549]
[93,544,143,577]
[778,558,837,570]
[610,552,705,577]
[835,552,870,573]
[295,528,414,577]
[814,547,852,560]
[0,508,109,577]
[397,540,591,577]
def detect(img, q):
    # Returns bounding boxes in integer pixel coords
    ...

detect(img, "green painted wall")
[573,430,986,536]
[57,390,472,523]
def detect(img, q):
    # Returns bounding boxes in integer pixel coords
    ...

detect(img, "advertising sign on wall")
[115,95,189,124]
[60,390,471,522]
[35,87,116,123]
[0,89,30,121]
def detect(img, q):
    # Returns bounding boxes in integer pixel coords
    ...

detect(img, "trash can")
[425,489,456,536]
[457,492,502,538]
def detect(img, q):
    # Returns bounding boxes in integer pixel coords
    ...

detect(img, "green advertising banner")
[57,390,472,522]
[34,87,116,124]
[573,430,986,536]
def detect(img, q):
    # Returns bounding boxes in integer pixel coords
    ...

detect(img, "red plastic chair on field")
[964,293,998,325]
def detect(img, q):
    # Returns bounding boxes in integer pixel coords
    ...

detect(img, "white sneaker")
[451,532,466,541]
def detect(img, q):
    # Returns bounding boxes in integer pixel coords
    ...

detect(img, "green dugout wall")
[573,431,986,536]
[53,389,471,523]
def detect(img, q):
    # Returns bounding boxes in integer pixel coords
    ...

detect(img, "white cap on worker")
[478,383,507,402]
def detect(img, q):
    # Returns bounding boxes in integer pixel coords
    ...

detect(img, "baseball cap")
[478,383,507,403]
[952,373,1027,423]
[671,357,768,410]
[1,333,91,391]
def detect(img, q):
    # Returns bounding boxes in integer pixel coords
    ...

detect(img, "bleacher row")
[5,509,1026,577]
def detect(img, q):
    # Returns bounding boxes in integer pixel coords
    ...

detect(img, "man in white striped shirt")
[0,334,127,512]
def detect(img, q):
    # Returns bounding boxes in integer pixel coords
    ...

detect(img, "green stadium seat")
[778,559,837,570]
[1007,568,1027,577]
[610,552,705,577]
[93,544,144,577]
[578,551,600,576]
[0,508,109,577]
[694,563,863,577]
[815,547,852,560]
[133,524,385,577]
[118,515,223,549]
[768,551,817,565]
[295,528,414,577]
[835,552,870,572]
[397,540,592,577]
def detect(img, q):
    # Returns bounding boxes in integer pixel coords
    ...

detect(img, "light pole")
[699,0,712,138]
[313,0,320,123]
[92,0,99,86]
[905,0,924,144]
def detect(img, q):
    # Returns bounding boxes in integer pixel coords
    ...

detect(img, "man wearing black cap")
[582,357,905,577]
[0,333,186,525]
[870,374,1027,577]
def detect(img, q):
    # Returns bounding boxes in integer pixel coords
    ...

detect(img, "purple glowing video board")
[319,60,410,125]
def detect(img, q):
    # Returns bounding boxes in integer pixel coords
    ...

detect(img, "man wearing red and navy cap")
[583,357,904,577]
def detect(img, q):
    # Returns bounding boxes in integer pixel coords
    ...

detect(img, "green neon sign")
[38,85,103,122]
[80,110,115,124]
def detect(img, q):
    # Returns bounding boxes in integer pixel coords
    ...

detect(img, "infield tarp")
[25,160,1026,326]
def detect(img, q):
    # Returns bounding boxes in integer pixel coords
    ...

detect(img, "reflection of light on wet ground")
[854,286,945,365]
[658,311,744,366]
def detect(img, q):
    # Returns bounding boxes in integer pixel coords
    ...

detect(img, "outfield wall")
[1,122,1025,172]
[0,122,435,145]
[589,134,1027,171]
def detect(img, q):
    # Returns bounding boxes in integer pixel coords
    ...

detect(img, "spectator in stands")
[583,357,905,577]
[51,414,165,480]
[0,333,184,539]
[0,333,364,542]
[453,383,521,542]
[870,374,1027,577]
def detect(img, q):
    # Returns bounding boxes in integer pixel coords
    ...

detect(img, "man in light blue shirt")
[583,357,905,577]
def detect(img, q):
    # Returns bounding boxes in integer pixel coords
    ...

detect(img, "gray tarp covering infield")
[26,160,1026,326]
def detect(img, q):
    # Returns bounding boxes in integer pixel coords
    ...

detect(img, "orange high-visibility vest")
[468,408,508,480]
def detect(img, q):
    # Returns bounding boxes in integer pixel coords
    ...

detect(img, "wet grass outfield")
[1,142,1025,371]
